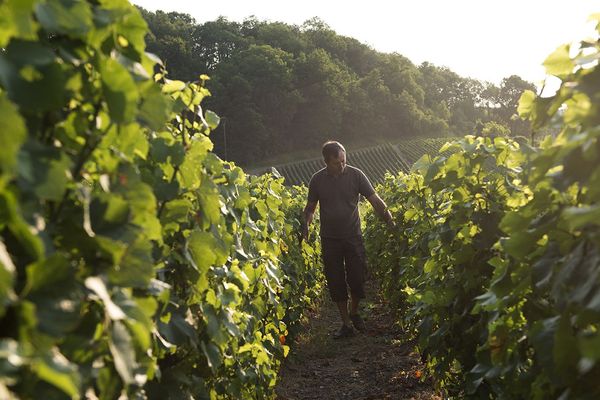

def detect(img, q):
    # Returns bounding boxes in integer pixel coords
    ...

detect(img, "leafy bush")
[481,121,510,137]
[365,15,600,399]
[0,1,322,398]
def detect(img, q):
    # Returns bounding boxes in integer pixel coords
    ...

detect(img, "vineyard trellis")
[264,138,453,187]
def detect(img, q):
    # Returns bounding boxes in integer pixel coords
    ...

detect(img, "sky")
[133,0,599,87]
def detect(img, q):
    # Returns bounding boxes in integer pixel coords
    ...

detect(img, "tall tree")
[210,45,300,163]
[140,10,535,165]
[496,75,536,136]
[139,8,202,80]
[192,17,247,71]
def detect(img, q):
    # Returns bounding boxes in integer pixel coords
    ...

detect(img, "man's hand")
[367,193,395,229]
[385,214,396,229]
[301,223,309,242]
[302,201,317,243]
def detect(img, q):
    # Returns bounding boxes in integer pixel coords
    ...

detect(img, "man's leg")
[345,236,368,331]
[321,238,352,327]
[336,301,352,326]
[350,295,360,316]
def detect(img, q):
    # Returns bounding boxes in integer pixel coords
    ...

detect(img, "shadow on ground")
[276,280,441,400]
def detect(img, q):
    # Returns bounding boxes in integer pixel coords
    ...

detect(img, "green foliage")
[365,16,600,399]
[481,121,511,137]
[365,136,527,396]
[138,9,532,166]
[0,1,322,398]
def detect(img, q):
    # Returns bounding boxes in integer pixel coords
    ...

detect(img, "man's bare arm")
[366,193,395,228]
[302,201,318,241]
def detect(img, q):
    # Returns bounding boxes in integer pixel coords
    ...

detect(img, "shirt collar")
[325,167,348,177]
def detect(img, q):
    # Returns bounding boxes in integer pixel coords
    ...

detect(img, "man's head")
[322,141,346,176]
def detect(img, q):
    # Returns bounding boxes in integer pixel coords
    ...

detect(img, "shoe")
[349,314,366,332]
[333,324,355,339]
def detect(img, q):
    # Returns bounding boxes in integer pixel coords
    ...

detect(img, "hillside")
[138,9,535,165]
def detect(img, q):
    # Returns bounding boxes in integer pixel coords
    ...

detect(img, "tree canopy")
[139,9,536,165]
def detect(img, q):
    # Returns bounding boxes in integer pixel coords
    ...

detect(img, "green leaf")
[33,349,80,398]
[234,187,252,210]
[138,83,173,130]
[161,198,192,234]
[553,317,578,379]
[0,48,66,112]
[517,90,537,119]
[198,179,222,227]
[3,39,55,68]
[113,123,149,162]
[543,44,574,78]
[254,199,268,220]
[0,241,16,317]
[100,58,139,123]
[157,305,197,346]
[410,154,432,174]
[0,94,26,175]
[200,341,222,372]
[35,0,92,38]
[24,254,71,295]
[579,334,600,361]
[36,298,82,337]
[149,134,185,165]
[153,178,179,204]
[121,182,161,241]
[500,231,538,259]
[89,193,130,234]
[116,296,156,352]
[204,110,220,130]
[178,137,212,190]
[96,367,121,400]
[108,237,154,288]
[530,316,560,372]
[109,320,137,385]
[0,0,38,47]
[221,306,240,336]
[112,6,148,53]
[185,231,217,273]
[499,211,531,234]
[17,140,72,201]
[563,93,592,124]
[161,79,185,94]
[0,190,44,261]
[423,258,437,274]
[562,205,600,230]
[84,277,126,320]
[202,303,230,347]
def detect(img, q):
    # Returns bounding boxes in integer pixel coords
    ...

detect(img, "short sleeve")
[358,170,375,198]
[307,174,319,203]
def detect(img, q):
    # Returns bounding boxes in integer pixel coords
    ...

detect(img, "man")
[302,141,395,339]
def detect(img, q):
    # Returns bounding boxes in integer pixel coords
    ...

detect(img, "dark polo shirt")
[307,165,375,239]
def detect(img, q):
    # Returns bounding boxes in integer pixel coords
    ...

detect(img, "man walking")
[302,141,394,339]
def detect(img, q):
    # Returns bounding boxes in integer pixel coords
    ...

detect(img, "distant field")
[393,137,455,165]
[253,137,457,186]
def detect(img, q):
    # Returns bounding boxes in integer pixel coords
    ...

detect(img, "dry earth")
[275,281,441,400]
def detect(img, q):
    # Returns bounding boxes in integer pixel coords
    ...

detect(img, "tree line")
[139,8,536,165]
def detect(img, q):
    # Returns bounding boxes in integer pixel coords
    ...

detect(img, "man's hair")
[322,141,346,161]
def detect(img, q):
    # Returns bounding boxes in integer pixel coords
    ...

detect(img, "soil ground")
[275,281,441,400]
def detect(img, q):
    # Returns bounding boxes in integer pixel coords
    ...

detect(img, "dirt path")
[275,281,440,400]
